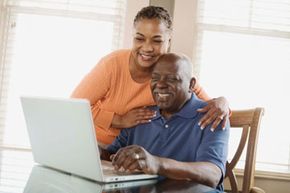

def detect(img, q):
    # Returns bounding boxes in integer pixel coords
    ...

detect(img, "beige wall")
[170,0,197,59]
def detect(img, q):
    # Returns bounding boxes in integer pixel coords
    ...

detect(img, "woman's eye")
[135,37,144,41]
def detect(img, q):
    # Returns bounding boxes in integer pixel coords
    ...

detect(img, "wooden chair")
[225,108,265,193]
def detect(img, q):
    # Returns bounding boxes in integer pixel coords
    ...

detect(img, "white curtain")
[196,0,290,173]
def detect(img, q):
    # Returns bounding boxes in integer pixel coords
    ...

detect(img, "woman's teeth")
[140,54,153,60]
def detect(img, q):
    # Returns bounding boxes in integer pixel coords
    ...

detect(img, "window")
[0,0,127,149]
[196,0,290,173]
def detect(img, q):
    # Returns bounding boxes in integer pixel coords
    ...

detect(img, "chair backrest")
[225,108,264,193]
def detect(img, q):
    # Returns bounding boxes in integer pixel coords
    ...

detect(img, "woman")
[72,6,229,145]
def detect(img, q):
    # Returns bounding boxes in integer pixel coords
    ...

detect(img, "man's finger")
[110,154,115,161]
[112,149,128,168]
[137,159,147,171]
[122,155,137,170]
[127,160,141,172]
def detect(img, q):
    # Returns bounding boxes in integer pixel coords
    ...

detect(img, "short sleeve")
[196,121,230,177]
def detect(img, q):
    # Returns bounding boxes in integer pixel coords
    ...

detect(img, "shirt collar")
[151,94,205,120]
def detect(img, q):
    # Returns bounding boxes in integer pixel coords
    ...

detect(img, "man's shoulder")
[177,95,208,118]
[191,95,208,109]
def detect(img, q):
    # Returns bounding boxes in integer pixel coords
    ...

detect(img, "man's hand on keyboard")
[110,145,160,175]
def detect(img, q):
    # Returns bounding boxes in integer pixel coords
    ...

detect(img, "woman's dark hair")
[133,6,172,31]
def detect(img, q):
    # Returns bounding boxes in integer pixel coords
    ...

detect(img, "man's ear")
[167,38,172,52]
[189,77,196,92]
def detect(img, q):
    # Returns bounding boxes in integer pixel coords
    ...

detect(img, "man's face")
[151,57,190,113]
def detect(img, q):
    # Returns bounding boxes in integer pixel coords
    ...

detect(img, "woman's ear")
[189,77,196,92]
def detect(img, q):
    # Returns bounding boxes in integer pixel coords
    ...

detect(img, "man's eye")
[167,77,179,82]
[151,77,159,81]
[151,75,160,81]
[153,40,163,43]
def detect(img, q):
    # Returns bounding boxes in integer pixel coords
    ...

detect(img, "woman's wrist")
[111,114,123,128]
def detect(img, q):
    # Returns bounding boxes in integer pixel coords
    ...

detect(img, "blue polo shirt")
[107,94,229,190]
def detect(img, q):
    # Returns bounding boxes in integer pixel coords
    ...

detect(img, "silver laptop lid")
[20,96,104,181]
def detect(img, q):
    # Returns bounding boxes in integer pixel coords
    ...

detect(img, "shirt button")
[165,124,169,128]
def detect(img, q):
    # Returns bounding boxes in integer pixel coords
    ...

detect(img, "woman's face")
[131,18,171,69]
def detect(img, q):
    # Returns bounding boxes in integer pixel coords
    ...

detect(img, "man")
[101,53,229,190]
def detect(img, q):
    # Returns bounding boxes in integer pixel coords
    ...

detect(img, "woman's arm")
[71,58,115,130]
[192,80,211,101]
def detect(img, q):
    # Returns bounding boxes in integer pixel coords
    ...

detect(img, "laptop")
[20,96,158,183]
[24,165,158,193]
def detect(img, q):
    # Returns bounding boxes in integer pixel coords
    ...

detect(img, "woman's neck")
[129,54,153,83]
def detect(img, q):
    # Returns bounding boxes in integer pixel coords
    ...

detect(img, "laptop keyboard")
[101,160,143,175]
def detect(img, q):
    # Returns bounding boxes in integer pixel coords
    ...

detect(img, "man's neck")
[160,96,191,120]
[160,110,173,120]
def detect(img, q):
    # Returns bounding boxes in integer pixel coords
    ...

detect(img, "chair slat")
[225,108,265,193]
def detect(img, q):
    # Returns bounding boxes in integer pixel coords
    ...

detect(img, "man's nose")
[156,78,167,88]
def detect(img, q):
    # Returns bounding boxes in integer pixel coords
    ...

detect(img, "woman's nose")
[142,40,154,52]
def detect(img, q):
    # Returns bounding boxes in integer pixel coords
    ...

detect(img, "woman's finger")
[210,116,223,131]
[221,116,228,130]
[199,108,216,129]
[196,104,210,113]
